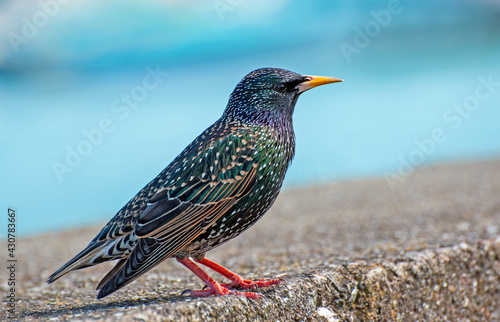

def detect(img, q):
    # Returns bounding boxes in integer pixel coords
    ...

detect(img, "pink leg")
[195,257,283,290]
[176,258,263,299]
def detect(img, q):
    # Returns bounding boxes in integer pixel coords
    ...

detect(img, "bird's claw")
[180,278,282,299]
[187,287,263,300]
[223,277,283,290]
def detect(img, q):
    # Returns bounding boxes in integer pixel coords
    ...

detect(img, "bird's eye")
[274,83,287,92]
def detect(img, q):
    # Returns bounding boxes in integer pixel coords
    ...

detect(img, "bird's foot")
[221,277,284,290]
[193,257,284,290]
[183,284,263,299]
[177,257,264,299]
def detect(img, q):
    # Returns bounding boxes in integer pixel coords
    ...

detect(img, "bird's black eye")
[274,83,287,92]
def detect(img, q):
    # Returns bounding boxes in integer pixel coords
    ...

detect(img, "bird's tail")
[96,234,188,299]
[47,240,109,283]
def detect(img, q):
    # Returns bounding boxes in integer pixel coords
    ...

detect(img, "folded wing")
[97,129,258,298]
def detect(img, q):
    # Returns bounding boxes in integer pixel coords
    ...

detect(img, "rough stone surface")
[1,159,500,321]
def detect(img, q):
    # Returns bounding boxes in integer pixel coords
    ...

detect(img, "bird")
[47,67,343,300]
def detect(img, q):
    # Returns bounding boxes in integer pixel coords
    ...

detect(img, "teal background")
[1,0,500,235]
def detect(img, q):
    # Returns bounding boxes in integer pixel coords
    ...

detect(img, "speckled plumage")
[48,68,342,299]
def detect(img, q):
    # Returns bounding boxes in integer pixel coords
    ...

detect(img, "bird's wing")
[97,128,261,298]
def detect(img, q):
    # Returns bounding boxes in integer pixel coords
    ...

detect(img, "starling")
[47,67,342,299]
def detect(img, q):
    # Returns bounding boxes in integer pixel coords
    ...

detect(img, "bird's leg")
[176,257,262,299]
[194,257,283,290]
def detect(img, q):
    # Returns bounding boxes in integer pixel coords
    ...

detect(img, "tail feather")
[97,237,166,299]
[47,240,107,283]
[96,258,127,290]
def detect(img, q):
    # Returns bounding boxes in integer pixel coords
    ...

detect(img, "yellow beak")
[297,75,343,94]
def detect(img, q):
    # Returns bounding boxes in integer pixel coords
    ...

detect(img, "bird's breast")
[185,125,295,255]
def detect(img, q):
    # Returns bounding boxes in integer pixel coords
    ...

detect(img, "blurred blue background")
[1,0,500,236]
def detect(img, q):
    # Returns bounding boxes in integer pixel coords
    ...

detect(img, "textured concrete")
[1,159,500,321]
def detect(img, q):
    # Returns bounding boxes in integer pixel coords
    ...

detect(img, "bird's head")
[223,67,342,124]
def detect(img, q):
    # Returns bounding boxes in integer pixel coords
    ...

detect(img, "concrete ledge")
[16,238,500,321]
[2,160,500,320]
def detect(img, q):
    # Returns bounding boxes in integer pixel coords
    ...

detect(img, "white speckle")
[457,222,470,231]
[486,225,499,234]
[317,308,339,321]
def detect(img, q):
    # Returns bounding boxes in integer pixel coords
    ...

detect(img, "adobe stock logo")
[339,0,406,63]
[7,0,70,53]
[385,74,500,191]
[213,0,243,21]
[51,65,169,183]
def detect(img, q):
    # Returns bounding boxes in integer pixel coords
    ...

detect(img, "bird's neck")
[226,107,294,138]
[226,110,296,163]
